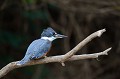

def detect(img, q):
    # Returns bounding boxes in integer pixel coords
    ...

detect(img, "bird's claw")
[44,56,47,58]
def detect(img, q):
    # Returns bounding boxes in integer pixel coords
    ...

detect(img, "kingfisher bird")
[17,27,67,65]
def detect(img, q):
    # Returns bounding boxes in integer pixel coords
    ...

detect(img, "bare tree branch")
[61,29,106,63]
[0,29,111,78]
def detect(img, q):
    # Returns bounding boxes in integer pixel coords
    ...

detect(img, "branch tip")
[61,62,65,66]
[97,28,106,37]
[102,47,112,55]
[96,58,100,61]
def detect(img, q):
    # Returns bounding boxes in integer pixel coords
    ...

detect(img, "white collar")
[41,37,56,41]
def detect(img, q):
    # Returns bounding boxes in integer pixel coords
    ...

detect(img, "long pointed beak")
[55,34,67,38]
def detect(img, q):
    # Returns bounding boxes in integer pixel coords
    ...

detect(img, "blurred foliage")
[22,0,37,5]
[0,30,25,48]
[0,0,120,79]
[23,10,48,20]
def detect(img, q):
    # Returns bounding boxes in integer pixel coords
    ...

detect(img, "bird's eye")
[53,32,56,35]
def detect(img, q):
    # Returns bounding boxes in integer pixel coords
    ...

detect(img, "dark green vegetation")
[0,0,120,79]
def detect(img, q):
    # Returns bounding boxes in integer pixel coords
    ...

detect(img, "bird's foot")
[44,56,47,58]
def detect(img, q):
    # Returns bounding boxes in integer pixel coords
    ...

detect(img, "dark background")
[0,0,120,79]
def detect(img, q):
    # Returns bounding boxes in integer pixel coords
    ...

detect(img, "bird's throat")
[41,37,56,41]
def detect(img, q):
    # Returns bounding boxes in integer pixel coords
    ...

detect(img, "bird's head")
[41,27,67,41]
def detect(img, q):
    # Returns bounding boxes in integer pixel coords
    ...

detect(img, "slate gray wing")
[17,39,41,65]
[17,39,51,65]
[25,39,52,60]
[24,39,39,56]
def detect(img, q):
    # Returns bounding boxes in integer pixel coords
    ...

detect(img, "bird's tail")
[17,57,30,65]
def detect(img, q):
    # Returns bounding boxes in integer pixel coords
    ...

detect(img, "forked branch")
[0,29,111,78]
[61,29,106,63]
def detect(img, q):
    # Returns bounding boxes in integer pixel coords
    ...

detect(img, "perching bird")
[17,27,67,65]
